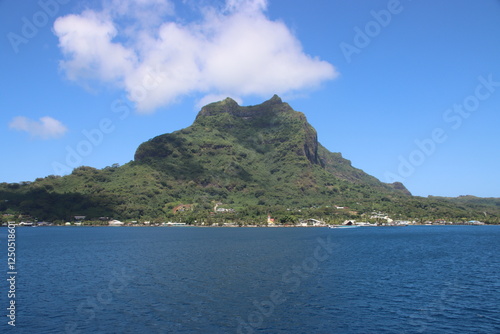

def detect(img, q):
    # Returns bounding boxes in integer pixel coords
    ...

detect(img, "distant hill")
[1,96,499,224]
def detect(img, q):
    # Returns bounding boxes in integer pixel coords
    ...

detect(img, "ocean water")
[1,225,499,333]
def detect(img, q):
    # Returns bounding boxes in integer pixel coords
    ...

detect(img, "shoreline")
[1,223,496,228]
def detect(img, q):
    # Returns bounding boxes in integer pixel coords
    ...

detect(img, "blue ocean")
[1,225,499,333]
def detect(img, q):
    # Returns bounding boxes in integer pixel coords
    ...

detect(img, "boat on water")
[328,225,359,229]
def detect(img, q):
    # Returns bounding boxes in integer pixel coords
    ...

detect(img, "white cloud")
[9,116,68,139]
[225,0,268,14]
[54,11,136,83]
[53,0,338,113]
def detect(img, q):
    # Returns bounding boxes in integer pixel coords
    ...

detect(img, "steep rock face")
[302,120,320,165]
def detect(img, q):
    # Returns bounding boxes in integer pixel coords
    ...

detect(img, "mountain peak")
[196,95,286,120]
[266,94,282,104]
[221,96,240,106]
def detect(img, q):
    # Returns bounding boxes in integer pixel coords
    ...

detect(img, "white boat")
[328,225,359,229]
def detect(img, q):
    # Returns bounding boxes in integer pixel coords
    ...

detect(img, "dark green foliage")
[1,96,499,223]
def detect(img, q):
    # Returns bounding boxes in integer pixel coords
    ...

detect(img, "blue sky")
[1,0,499,198]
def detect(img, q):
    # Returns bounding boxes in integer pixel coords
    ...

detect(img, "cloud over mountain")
[53,0,337,113]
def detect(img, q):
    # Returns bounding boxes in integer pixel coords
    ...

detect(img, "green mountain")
[134,95,409,199]
[1,96,499,224]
